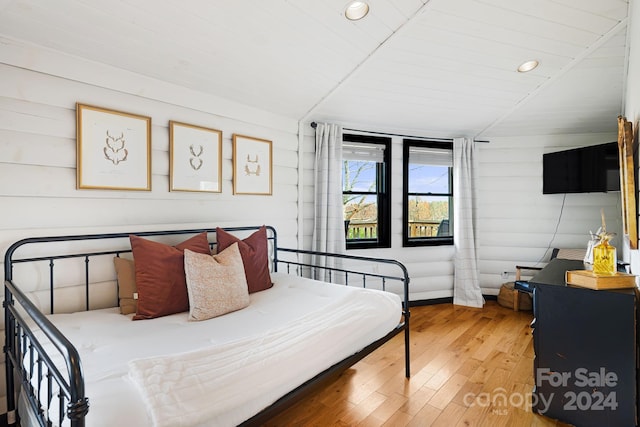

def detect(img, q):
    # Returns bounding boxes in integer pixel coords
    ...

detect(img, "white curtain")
[453,137,484,308]
[312,123,345,280]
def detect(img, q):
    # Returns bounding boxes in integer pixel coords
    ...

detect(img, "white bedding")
[20,272,402,427]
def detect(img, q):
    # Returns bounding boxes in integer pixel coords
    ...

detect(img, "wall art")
[618,115,637,249]
[76,103,151,190]
[232,134,272,195]
[170,121,222,192]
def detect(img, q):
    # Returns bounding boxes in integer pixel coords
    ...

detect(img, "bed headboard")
[4,226,277,314]
[5,225,410,316]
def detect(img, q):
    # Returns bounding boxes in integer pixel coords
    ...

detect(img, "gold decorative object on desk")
[591,210,617,275]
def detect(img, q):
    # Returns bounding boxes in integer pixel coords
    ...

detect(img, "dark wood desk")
[529,260,639,426]
[529,258,585,286]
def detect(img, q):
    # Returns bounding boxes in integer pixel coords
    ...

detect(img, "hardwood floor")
[264,300,573,427]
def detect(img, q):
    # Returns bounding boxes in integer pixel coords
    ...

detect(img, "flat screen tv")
[543,142,620,194]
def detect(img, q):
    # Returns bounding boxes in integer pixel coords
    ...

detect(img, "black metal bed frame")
[3,226,410,427]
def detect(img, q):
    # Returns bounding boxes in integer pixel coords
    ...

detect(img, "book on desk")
[565,269,637,290]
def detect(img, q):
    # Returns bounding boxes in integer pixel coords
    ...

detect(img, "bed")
[3,226,410,427]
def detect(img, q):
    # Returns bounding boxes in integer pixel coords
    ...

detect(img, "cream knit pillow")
[183,243,250,321]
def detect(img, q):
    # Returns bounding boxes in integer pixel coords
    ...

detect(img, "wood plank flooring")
[264,300,573,426]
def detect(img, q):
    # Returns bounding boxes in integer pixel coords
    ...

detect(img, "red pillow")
[130,232,211,320]
[216,226,273,293]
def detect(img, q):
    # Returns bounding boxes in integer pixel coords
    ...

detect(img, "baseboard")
[410,294,498,307]
[409,297,453,306]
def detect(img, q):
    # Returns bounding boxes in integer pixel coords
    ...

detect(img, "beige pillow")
[113,257,137,315]
[184,243,250,321]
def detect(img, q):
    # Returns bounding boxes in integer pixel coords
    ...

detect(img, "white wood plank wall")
[301,128,621,301]
[300,128,455,301]
[478,134,621,292]
[0,40,301,412]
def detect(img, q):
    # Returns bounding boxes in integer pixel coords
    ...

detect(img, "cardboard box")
[565,270,637,290]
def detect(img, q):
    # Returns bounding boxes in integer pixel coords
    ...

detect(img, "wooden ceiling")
[0,0,629,137]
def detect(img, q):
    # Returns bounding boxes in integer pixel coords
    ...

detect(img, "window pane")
[344,194,377,240]
[407,195,451,237]
[408,164,450,194]
[343,160,377,192]
[403,139,453,246]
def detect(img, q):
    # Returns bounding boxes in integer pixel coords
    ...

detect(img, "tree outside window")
[403,140,453,246]
[342,134,390,249]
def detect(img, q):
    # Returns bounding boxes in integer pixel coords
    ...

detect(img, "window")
[403,139,453,246]
[342,134,391,249]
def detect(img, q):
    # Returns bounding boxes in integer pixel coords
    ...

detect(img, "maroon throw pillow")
[216,226,273,293]
[130,232,211,320]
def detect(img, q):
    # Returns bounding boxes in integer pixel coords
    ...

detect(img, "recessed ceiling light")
[517,60,539,73]
[345,1,369,21]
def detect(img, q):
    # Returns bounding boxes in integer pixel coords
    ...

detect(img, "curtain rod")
[309,122,489,143]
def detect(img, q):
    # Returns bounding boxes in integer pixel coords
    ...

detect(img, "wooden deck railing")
[346,220,443,239]
[346,220,378,239]
[408,221,442,237]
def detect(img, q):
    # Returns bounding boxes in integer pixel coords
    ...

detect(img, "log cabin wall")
[0,38,301,412]
[300,127,621,301]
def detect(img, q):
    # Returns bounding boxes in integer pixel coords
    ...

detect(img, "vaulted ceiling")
[0,0,630,138]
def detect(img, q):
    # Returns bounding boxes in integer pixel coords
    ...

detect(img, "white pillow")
[183,243,250,321]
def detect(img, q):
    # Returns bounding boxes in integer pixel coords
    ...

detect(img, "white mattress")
[19,272,402,427]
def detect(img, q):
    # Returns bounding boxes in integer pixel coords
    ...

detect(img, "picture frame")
[617,116,637,249]
[76,103,151,191]
[169,121,222,193]
[232,134,273,195]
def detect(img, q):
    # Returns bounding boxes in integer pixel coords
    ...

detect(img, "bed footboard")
[240,247,411,426]
[274,247,411,378]
[4,280,89,427]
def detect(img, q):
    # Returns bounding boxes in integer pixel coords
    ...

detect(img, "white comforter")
[22,273,402,427]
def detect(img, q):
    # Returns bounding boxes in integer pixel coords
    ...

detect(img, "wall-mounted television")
[543,142,620,194]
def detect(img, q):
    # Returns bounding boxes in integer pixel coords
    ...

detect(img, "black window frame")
[342,133,391,250]
[403,139,454,247]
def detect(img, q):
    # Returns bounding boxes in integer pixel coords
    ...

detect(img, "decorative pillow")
[113,257,137,315]
[130,232,211,320]
[184,244,250,321]
[216,226,273,293]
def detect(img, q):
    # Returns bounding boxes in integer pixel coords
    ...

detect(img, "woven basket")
[497,281,532,311]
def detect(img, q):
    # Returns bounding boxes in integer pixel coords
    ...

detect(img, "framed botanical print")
[170,121,222,192]
[232,134,273,195]
[76,103,151,191]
